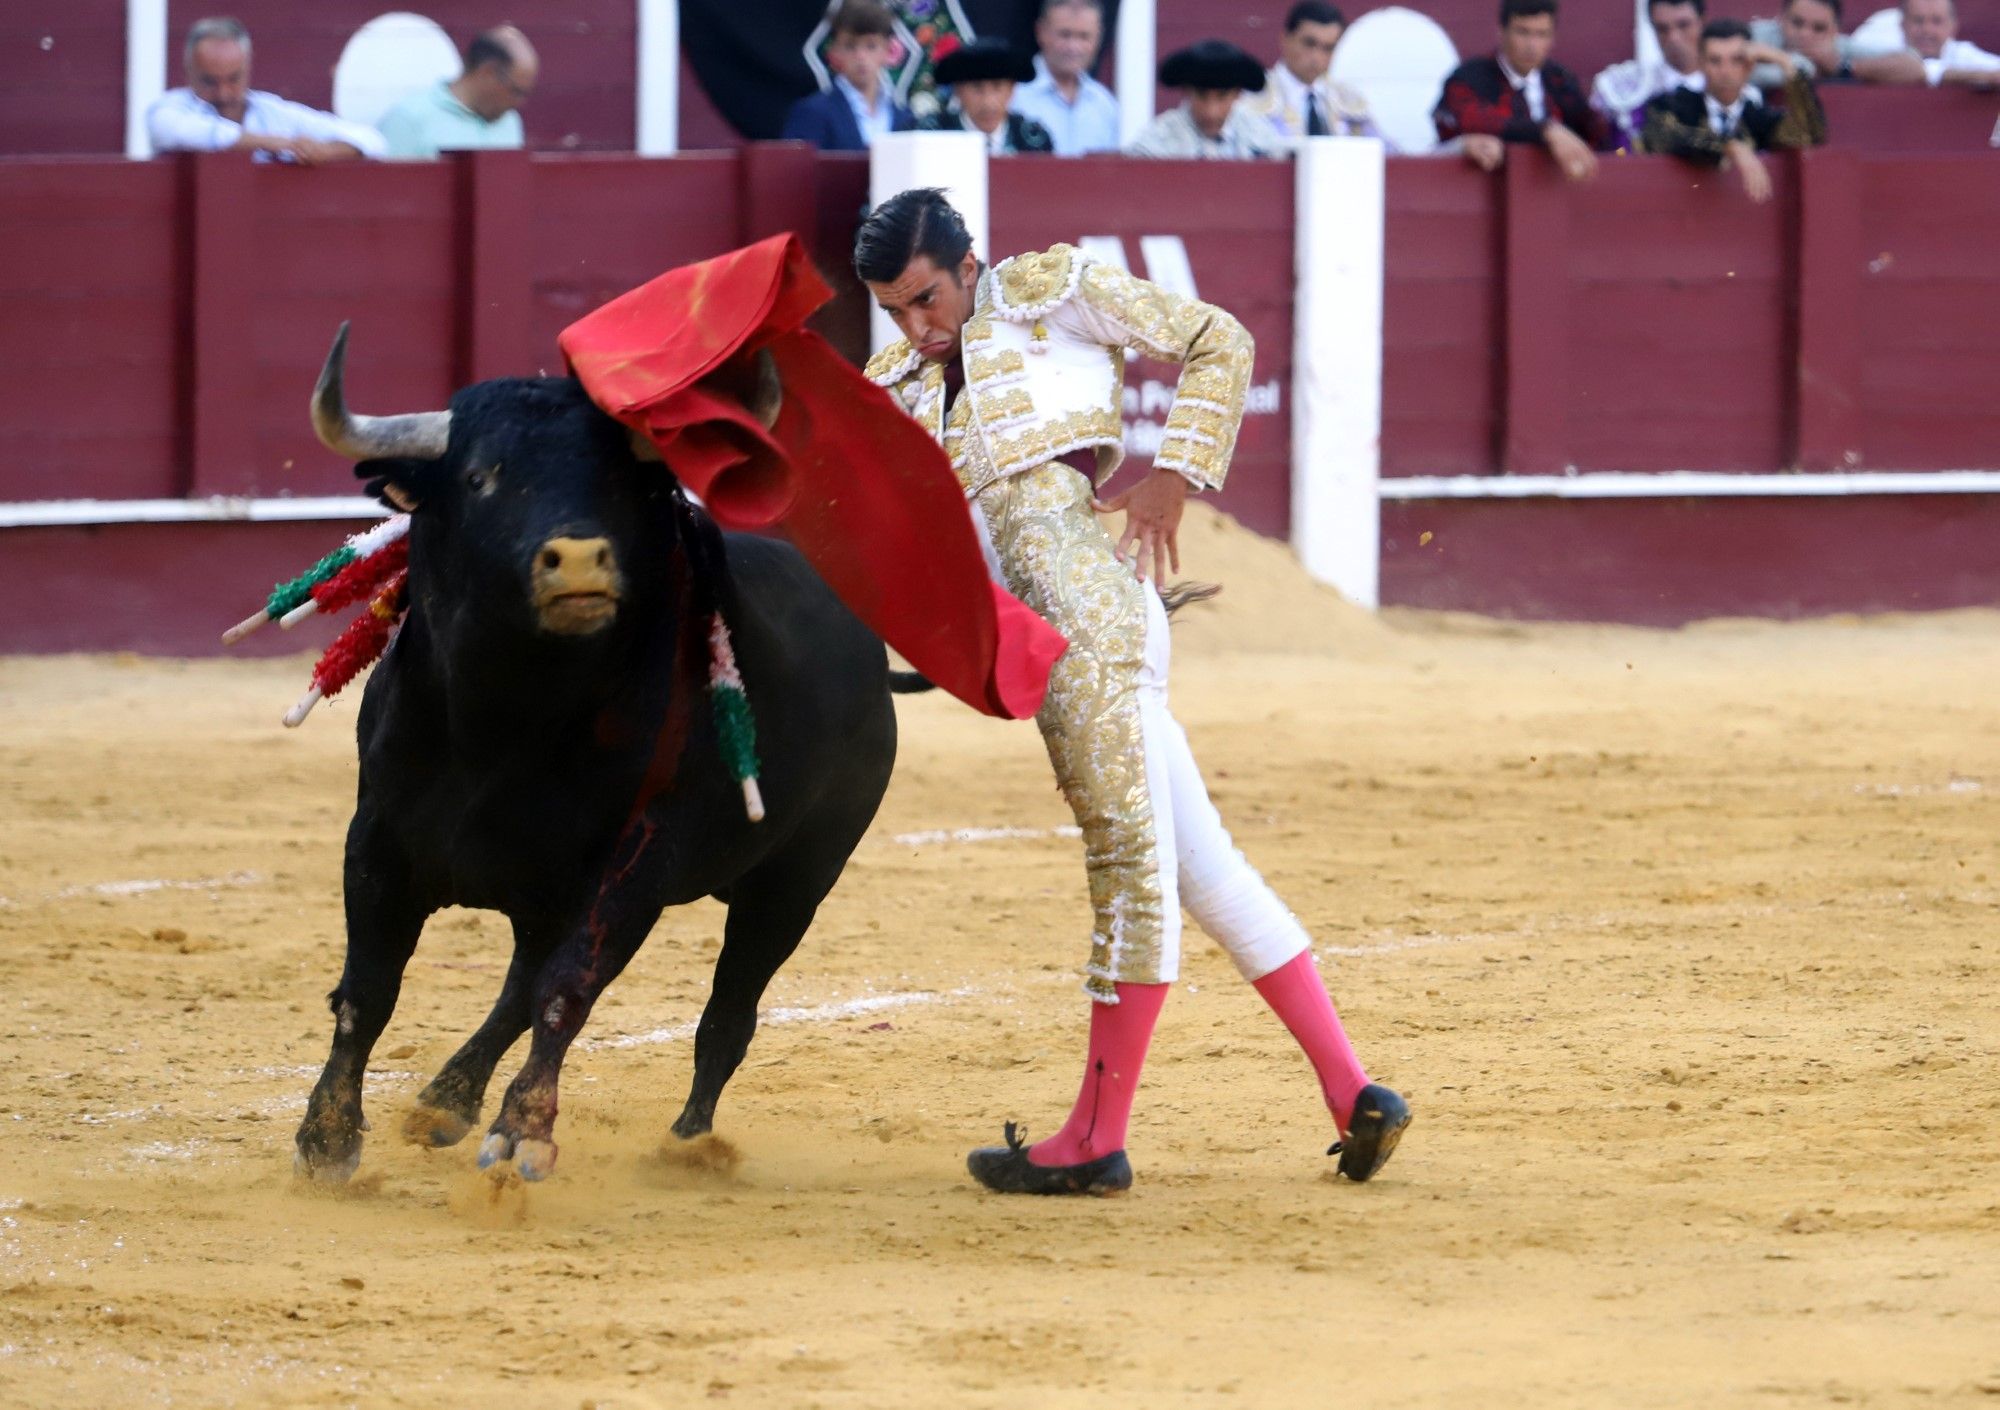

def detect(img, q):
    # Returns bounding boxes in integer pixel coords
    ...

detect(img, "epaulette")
[989,243,1088,324]
[865,339,923,387]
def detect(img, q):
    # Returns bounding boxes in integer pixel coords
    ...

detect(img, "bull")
[292,326,899,1183]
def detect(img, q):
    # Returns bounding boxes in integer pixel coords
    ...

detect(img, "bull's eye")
[464,463,499,495]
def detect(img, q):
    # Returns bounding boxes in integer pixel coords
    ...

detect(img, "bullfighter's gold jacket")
[863,243,1256,499]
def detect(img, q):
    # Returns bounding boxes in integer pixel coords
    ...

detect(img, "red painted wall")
[4,146,1999,646]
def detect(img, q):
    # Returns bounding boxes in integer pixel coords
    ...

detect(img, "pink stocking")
[1027,982,1169,1166]
[1252,951,1371,1130]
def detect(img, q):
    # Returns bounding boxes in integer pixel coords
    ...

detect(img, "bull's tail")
[1160,580,1222,617]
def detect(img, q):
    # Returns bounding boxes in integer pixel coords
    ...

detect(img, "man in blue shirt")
[1010,0,1122,154]
[781,0,916,151]
[378,26,538,159]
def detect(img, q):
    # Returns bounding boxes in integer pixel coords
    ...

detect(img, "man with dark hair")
[1011,0,1121,154]
[1128,40,1287,158]
[1750,0,1922,87]
[854,187,1411,1197]
[1434,0,1608,180]
[148,16,385,162]
[1641,19,1826,202]
[378,25,539,158]
[781,0,916,151]
[1241,2,1383,142]
[922,38,1054,153]
[1591,0,1714,151]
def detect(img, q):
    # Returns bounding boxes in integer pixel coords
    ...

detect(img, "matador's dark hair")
[852,187,975,284]
[1701,16,1752,43]
[1652,0,1706,15]
[1500,0,1558,22]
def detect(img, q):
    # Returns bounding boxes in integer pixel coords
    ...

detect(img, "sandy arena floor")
[1,508,1996,1408]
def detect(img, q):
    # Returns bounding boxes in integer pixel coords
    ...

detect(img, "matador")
[856,188,1412,1194]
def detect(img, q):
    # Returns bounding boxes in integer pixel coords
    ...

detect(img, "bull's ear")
[355,457,440,512]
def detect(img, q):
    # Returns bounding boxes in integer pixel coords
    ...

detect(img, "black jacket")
[921,109,1055,154]
[1638,72,1827,164]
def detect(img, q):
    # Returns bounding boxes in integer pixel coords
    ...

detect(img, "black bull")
[292,330,901,1183]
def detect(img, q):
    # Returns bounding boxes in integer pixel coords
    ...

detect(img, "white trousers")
[1133,585,1313,988]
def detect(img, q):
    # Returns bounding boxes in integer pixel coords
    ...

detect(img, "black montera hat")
[1158,40,1268,93]
[934,38,1036,87]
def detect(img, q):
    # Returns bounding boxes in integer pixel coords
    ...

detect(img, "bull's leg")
[671,853,845,1140]
[477,890,664,1181]
[403,921,549,1148]
[295,822,429,1182]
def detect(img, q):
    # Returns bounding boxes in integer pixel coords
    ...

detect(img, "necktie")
[1305,90,1329,137]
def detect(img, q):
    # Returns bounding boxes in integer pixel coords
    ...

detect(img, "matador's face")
[866,251,981,363]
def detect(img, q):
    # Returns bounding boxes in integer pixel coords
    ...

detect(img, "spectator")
[1640,20,1826,204]
[1128,41,1288,158]
[377,26,538,158]
[781,0,916,151]
[1011,0,1122,155]
[923,40,1054,153]
[1900,0,2000,88]
[1749,0,1922,87]
[148,17,386,163]
[1241,2,1385,143]
[1592,0,1724,151]
[1434,0,1607,182]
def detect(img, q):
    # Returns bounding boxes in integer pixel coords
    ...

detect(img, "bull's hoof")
[402,1102,477,1149]
[514,1138,558,1182]
[293,1135,362,1185]
[476,1132,514,1170]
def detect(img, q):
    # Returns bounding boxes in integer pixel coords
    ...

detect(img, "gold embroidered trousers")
[974,460,1317,1003]
[975,461,1166,1000]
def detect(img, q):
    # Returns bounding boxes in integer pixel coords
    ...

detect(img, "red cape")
[559,234,1064,720]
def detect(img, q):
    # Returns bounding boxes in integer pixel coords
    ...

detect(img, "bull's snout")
[532,536,623,635]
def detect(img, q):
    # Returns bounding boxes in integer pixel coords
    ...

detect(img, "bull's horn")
[623,346,781,464]
[310,322,452,462]
[745,347,781,430]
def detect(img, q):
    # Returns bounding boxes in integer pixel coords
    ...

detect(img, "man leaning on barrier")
[147,17,386,164]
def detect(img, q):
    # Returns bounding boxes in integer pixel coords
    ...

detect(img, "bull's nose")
[537,537,614,575]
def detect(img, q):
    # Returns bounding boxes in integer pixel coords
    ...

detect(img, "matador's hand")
[1094,468,1189,584]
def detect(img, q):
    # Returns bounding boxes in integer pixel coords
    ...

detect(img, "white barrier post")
[126,0,168,158]
[866,130,989,352]
[1290,136,1386,608]
[636,0,679,155]
[1114,0,1157,146]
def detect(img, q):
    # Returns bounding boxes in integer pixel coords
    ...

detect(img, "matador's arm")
[1056,262,1257,493]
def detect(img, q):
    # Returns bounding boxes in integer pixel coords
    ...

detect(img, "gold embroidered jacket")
[863,243,1256,499]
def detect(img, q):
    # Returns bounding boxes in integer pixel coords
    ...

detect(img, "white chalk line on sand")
[887,825,1083,848]
[0,871,263,911]
[581,988,964,1051]
[1853,777,1983,798]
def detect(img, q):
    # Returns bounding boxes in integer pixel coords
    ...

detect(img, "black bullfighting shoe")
[966,1122,1133,1196]
[1329,1084,1412,1182]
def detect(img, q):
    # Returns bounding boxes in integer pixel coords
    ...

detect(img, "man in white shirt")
[1749,0,1923,87]
[1240,2,1384,144]
[1900,0,2000,88]
[1592,0,1745,150]
[147,17,386,163]
[1010,0,1122,155]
